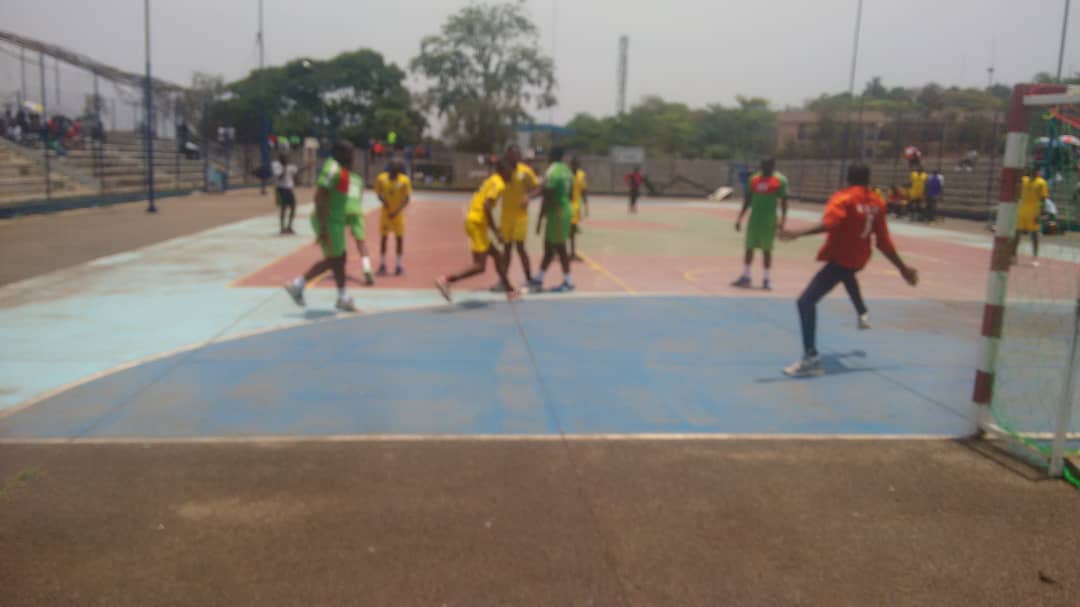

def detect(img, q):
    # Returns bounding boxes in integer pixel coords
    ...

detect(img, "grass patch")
[0,467,44,499]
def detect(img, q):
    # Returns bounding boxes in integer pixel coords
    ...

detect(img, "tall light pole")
[258,0,269,194]
[144,0,157,213]
[1058,0,1072,81]
[838,0,864,187]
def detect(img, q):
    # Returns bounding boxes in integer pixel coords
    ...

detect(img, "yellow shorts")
[381,209,405,237]
[466,219,491,253]
[571,199,581,225]
[500,213,528,243]
[1017,209,1040,233]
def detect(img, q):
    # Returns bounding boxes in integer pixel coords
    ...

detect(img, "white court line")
[0,433,967,446]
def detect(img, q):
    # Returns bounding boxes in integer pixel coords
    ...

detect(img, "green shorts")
[345,213,365,241]
[745,211,777,252]
[311,215,347,258]
[545,204,571,245]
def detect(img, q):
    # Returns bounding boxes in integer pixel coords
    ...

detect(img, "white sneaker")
[858,314,871,330]
[783,355,824,378]
[284,282,305,307]
[335,295,357,312]
[1031,260,1040,267]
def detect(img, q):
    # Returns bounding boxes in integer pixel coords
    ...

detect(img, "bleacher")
[0,142,83,204]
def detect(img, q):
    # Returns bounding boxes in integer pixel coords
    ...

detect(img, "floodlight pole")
[258,0,269,195]
[1058,0,1072,81]
[838,0,864,187]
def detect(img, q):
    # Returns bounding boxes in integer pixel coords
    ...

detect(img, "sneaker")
[526,278,543,292]
[376,265,388,277]
[1031,260,1040,268]
[489,282,509,293]
[285,227,296,235]
[783,354,824,378]
[506,287,520,302]
[395,266,404,276]
[858,314,871,330]
[435,277,452,302]
[364,272,375,286]
[284,282,305,307]
[762,279,772,291]
[551,282,575,293]
[335,295,357,312]
[731,276,751,288]
[571,254,584,262]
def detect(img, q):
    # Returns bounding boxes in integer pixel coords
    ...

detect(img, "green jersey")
[345,174,364,216]
[544,162,574,244]
[316,157,351,224]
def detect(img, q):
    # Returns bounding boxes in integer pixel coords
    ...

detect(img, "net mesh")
[988,101,1080,483]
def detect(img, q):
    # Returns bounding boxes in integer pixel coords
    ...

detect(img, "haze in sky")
[1,0,1078,123]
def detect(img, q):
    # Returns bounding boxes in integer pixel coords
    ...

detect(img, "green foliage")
[213,50,424,145]
[410,0,556,153]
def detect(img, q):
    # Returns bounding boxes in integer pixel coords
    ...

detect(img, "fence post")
[38,52,50,200]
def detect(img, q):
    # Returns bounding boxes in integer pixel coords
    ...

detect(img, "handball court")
[1,190,1078,606]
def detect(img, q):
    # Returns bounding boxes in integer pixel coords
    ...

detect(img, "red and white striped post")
[973,84,1067,425]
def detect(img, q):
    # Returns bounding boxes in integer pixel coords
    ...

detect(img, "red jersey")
[625,171,643,190]
[817,186,897,271]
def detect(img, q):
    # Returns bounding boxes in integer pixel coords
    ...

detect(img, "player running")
[570,156,588,261]
[1012,166,1048,267]
[530,147,575,292]
[344,169,375,286]
[732,157,788,290]
[494,144,540,290]
[778,163,919,377]
[284,140,358,312]
[435,159,517,302]
[375,160,412,275]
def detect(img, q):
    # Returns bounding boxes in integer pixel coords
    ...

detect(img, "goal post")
[973,83,1080,484]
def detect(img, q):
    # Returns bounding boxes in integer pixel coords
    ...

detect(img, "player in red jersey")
[778,163,919,377]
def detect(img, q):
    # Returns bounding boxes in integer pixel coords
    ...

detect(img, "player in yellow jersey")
[435,159,518,302]
[1012,166,1048,266]
[907,166,928,221]
[495,144,541,290]
[570,156,588,261]
[375,160,412,276]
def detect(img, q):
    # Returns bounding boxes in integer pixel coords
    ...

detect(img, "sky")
[1,0,1079,124]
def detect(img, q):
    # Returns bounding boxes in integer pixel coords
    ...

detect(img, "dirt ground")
[0,440,1077,607]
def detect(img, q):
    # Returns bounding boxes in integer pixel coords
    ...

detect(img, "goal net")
[975,83,1080,487]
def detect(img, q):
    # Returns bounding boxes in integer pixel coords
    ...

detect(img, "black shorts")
[276,187,296,207]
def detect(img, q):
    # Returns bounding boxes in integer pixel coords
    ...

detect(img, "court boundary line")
[0,433,965,446]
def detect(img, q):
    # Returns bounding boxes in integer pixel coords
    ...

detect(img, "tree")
[863,76,887,99]
[916,83,945,113]
[410,1,556,153]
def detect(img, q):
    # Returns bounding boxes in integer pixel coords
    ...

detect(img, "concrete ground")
[0,190,1077,606]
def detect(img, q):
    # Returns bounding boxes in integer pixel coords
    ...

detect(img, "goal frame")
[973,83,1080,479]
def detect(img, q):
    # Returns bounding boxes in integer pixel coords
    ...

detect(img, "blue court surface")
[0,296,977,439]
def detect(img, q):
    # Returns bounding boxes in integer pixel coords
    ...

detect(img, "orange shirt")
[817,186,897,271]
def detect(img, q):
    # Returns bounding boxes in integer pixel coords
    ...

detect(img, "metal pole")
[19,47,26,106]
[1057,0,1072,81]
[1049,293,1080,477]
[258,0,269,195]
[202,95,209,192]
[54,57,60,113]
[39,52,50,200]
[838,0,864,188]
[92,71,102,190]
[144,0,156,213]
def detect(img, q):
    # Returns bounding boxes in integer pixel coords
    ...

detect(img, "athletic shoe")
[395,266,404,276]
[731,276,752,288]
[550,282,575,293]
[376,265,388,277]
[783,355,824,378]
[571,254,584,262]
[762,279,772,291]
[1031,260,1040,268]
[285,227,296,235]
[284,282,305,307]
[435,277,452,302]
[506,288,520,302]
[526,278,543,292]
[335,295,357,312]
[489,282,509,293]
[364,272,375,286]
[858,314,872,330]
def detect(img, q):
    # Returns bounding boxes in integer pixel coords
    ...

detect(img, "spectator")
[925,169,944,222]
[904,145,922,169]
[958,149,978,172]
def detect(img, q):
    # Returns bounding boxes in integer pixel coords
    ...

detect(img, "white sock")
[763,269,771,281]
[292,276,305,290]
[338,288,347,299]
[535,269,545,282]
[564,272,573,286]
[742,264,751,279]
[362,257,372,273]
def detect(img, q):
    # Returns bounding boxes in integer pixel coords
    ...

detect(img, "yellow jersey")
[572,169,587,204]
[375,172,412,213]
[501,162,539,219]
[1019,175,1048,210]
[469,173,506,223]
[909,171,927,199]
